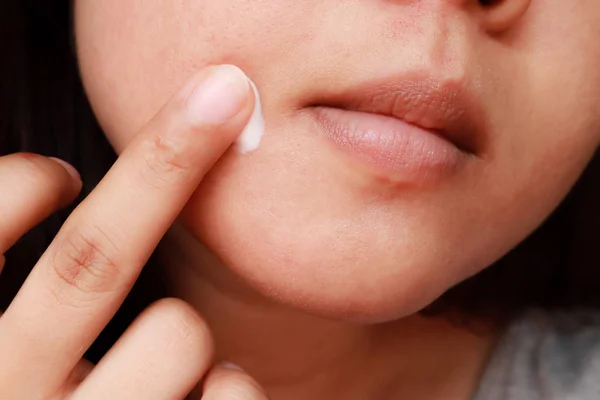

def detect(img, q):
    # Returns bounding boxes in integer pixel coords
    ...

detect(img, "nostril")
[477,0,531,33]
[479,0,500,6]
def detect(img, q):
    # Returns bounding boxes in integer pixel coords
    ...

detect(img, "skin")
[1,0,600,399]
[75,0,599,398]
[75,0,600,321]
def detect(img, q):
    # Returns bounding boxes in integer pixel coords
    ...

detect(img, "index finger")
[0,64,255,396]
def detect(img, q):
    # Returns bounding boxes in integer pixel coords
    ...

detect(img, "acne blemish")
[235,76,264,154]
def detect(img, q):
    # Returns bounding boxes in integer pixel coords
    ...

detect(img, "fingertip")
[49,157,81,183]
[48,157,83,206]
[12,153,82,208]
[184,64,253,128]
[203,362,269,400]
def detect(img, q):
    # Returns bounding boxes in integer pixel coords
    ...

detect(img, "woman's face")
[75,1,600,321]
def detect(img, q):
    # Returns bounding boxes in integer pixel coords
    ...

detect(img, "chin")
[178,136,485,324]
[186,214,460,323]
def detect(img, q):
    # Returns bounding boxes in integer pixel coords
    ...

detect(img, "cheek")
[74,0,315,150]
[489,1,600,220]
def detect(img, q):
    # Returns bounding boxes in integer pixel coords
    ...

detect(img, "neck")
[158,222,500,400]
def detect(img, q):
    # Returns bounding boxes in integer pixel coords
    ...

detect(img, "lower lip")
[310,107,465,183]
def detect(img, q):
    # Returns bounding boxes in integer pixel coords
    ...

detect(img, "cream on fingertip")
[235,76,264,154]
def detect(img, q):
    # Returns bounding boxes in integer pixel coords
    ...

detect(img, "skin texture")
[68,0,600,398]
[75,0,600,322]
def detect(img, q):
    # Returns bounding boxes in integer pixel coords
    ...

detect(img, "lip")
[307,75,486,183]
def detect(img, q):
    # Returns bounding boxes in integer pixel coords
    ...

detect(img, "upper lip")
[310,74,487,155]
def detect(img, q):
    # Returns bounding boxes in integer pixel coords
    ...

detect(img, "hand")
[0,65,268,400]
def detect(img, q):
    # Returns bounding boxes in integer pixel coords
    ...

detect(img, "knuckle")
[147,298,213,355]
[136,135,195,189]
[48,225,124,302]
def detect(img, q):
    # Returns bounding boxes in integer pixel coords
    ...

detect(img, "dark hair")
[1,1,599,361]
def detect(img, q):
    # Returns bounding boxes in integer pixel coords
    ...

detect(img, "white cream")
[235,77,264,153]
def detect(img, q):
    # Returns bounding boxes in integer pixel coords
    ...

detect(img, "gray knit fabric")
[473,309,600,400]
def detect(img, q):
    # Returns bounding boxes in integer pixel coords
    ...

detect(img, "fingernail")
[186,65,251,126]
[50,157,81,182]
[219,361,245,372]
[235,77,264,154]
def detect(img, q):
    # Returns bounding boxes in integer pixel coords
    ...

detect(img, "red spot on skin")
[385,6,423,42]
[18,152,37,159]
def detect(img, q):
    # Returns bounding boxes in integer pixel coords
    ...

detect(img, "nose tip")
[473,0,532,32]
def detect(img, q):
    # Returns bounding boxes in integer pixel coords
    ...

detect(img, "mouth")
[306,74,486,184]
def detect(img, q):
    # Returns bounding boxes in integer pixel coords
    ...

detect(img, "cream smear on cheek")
[235,74,264,153]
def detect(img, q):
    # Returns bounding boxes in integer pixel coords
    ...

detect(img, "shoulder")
[475,308,600,400]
